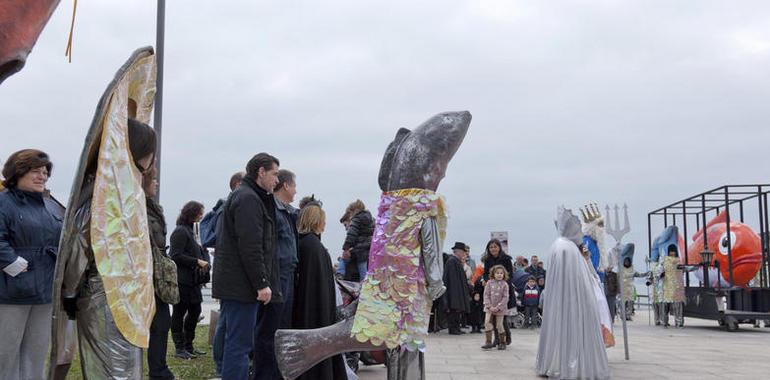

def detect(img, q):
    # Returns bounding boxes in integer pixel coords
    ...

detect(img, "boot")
[481,331,495,349]
[497,334,506,350]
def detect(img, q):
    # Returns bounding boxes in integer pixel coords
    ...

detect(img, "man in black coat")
[443,242,471,335]
[212,153,282,380]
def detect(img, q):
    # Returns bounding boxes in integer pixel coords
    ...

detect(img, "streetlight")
[700,249,715,287]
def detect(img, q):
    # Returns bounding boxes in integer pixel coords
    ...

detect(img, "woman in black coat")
[169,201,209,359]
[292,201,346,380]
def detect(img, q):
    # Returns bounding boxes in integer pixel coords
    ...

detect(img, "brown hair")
[489,265,510,281]
[2,149,52,188]
[127,118,157,171]
[245,153,279,178]
[340,199,366,224]
[297,204,325,235]
[176,201,204,226]
[229,171,245,191]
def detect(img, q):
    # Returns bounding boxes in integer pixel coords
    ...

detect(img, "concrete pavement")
[356,311,770,380]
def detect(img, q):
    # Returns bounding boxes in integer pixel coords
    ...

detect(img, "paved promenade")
[356,312,770,380]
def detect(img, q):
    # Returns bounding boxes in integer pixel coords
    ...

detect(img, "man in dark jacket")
[250,169,298,380]
[212,153,281,380]
[444,242,471,335]
[341,200,374,281]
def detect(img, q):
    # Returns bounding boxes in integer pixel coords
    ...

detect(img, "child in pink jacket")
[482,265,509,350]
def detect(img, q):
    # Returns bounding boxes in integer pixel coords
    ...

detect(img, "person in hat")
[443,242,471,335]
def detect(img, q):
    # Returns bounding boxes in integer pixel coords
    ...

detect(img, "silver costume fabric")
[386,348,425,380]
[421,217,445,301]
[77,273,142,379]
[536,237,610,379]
[663,302,684,327]
[0,303,53,380]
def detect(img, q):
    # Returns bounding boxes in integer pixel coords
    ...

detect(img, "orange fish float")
[686,211,763,287]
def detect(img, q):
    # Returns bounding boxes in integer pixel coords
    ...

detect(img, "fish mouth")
[731,255,763,267]
[0,58,25,84]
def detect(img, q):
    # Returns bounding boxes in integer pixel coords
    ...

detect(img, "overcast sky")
[2,1,769,268]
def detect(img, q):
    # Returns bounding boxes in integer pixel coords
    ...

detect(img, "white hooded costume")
[536,207,611,379]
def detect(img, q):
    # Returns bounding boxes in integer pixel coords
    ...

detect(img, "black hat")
[451,242,467,251]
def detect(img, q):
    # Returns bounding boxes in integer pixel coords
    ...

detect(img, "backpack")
[152,246,180,305]
[200,199,225,248]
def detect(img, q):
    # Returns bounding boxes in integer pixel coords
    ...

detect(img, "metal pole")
[724,189,734,285]
[619,249,630,361]
[683,202,690,288]
[759,193,770,286]
[153,0,166,200]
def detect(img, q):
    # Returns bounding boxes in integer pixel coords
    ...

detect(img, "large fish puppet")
[0,0,61,84]
[686,211,762,288]
[275,111,471,380]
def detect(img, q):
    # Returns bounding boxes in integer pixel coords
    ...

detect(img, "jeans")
[213,309,226,374]
[278,270,294,329]
[148,296,174,379]
[221,300,258,380]
[252,301,284,380]
[357,261,368,281]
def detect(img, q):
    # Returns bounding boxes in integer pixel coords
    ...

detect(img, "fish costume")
[48,47,157,379]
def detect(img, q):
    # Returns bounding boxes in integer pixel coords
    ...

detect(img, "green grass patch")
[65,325,217,380]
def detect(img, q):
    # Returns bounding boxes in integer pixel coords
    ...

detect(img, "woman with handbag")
[143,167,179,379]
[170,201,210,359]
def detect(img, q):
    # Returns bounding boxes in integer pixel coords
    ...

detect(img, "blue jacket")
[523,285,541,306]
[0,188,63,304]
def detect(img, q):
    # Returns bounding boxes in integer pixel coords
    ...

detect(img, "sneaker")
[174,349,195,360]
[189,348,207,356]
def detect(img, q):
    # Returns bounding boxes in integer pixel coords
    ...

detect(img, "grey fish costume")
[275,111,471,380]
[48,47,157,380]
[536,207,610,379]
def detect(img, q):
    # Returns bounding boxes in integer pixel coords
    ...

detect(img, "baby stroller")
[336,279,387,372]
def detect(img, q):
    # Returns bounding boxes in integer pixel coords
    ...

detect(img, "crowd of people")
[427,239,548,351]
[0,127,362,379]
[0,139,553,379]
[0,138,699,380]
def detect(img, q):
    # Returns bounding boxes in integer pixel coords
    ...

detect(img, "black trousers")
[171,286,202,350]
[447,310,464,332]
[148,295,174,379]
[251,301,284,380]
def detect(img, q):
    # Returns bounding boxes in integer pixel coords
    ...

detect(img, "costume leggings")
[663,302,683,326]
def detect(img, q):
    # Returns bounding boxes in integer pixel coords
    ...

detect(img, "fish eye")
[718,232,736,256]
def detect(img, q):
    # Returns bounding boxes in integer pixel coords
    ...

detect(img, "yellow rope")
[65,0,78,63]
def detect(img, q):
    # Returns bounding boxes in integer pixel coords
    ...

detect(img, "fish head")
[379,111,471,191]
[0,1,60,84]
[707,222,763,287]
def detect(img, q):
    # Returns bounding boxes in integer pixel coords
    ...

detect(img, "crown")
[580,203,603,224]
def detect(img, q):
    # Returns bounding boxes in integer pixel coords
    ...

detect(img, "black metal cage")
[648,184,770,288]
[647,185,770,329]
